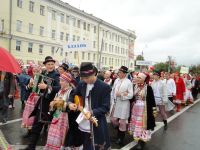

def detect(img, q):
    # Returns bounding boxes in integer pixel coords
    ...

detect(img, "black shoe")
[115,138,123,146]
[163,120,168,130]
[135,140,145,150]
[22,130,32,138]
[2,118,7,123]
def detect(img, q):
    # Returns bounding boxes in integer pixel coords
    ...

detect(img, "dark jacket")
[69,78,111,149]
[146,85,156,130]
[0,72,15,107]
[30,70,60,120]
[16,73,31,101]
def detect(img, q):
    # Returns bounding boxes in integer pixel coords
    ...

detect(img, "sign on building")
[136,60,152,66]
[63,41,92,52]
[180,66,189,74]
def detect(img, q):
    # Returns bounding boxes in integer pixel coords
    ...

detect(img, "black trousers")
[28,110,48,149]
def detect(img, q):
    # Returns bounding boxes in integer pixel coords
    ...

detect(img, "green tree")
[136,55,144,61]
[154,62,168,72]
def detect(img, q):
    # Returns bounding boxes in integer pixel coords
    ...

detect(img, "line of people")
[3,55,199,150]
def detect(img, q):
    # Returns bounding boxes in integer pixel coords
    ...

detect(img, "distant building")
[0,0,136,69]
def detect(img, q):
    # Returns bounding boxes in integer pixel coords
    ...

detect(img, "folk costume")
[110,66,133,146]
[24,56,61,150]
[129,73,156,150]
[68,62,111,150]
[45,73,73,150]
[174,73,186,112]
[151,71,168,130]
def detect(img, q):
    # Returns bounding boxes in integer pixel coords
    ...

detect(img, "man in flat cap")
[68,62,111,150]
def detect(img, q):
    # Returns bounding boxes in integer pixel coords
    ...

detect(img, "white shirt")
[111,78,133,102]
[76,84,94,133]
[166,78,176,97]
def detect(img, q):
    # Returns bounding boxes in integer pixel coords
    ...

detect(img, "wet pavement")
[139,101,200,150]
[0,99,199,150]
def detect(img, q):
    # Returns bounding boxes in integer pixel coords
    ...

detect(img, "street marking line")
[120,99,200,150]
[0,118,22,126]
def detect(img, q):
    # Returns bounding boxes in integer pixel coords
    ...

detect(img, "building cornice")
[48,0,136,38]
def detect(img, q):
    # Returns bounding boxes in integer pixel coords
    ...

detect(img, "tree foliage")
[189,64,200,75]
[136,55,144,61]
[154,62,168,72]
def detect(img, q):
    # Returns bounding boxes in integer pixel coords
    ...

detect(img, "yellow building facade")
[0,0,136,69]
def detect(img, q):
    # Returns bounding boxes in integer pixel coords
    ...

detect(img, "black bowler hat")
[119,66,128,73]
[43,56,56,64]
[60,63,69,71]
[153,70,161,77]
[80,62,95,77]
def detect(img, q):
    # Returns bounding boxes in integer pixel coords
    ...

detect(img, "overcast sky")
[63,0,200,66]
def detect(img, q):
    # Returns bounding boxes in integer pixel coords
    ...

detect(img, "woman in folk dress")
[44,72,74,150]
[129,73,157,150]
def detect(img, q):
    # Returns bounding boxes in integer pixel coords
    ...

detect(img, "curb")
[120,99,200,150]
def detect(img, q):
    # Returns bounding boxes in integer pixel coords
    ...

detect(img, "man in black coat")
[0,71,15,123]
[24,56,60,150]
[68,62,111,150]
[191,75,199,100]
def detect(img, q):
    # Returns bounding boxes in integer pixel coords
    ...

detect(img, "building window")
[51,47,55,55]
[77,36,80,41]
[94,26,96,33]
[39,45,43,54]
[77,20,80,28]
[29,23,33,34]
[60,32,64,40]
[109,44,111,52]
[105,57,107,65]
[60,13,64,23]
[93,41,96,48]
[17,0,22,8]
[16,20,22,32]
[52,10,56,20]
[66,16,70,24]
[29,1,34,12]
[83,22,86,30]
[74,51,77,59]
[87,24,90,31]
[82,52,85,59]
[88,53,90,60]
[40,26,44,36]
[52,30,56,39]
[40,5,45,15]
[65,52,68,57]
[115,46,117,53]
[109,58,111,65]
[93,54,96,61]
[66,34,69,41]
[105,43,107,51]
[73,35,76,41]
[16,40,21,51]
[72,17,76,27]
[28,43,33,53]
[111,45,114,53]
[60,48,63,56]
[102,57,104,65]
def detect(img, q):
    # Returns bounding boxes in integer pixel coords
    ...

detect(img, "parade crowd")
[0,56,200,150]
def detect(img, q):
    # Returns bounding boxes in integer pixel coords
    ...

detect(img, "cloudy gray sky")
[64,0,200,66]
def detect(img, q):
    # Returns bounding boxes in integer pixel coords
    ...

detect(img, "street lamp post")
[98,30,109,70]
